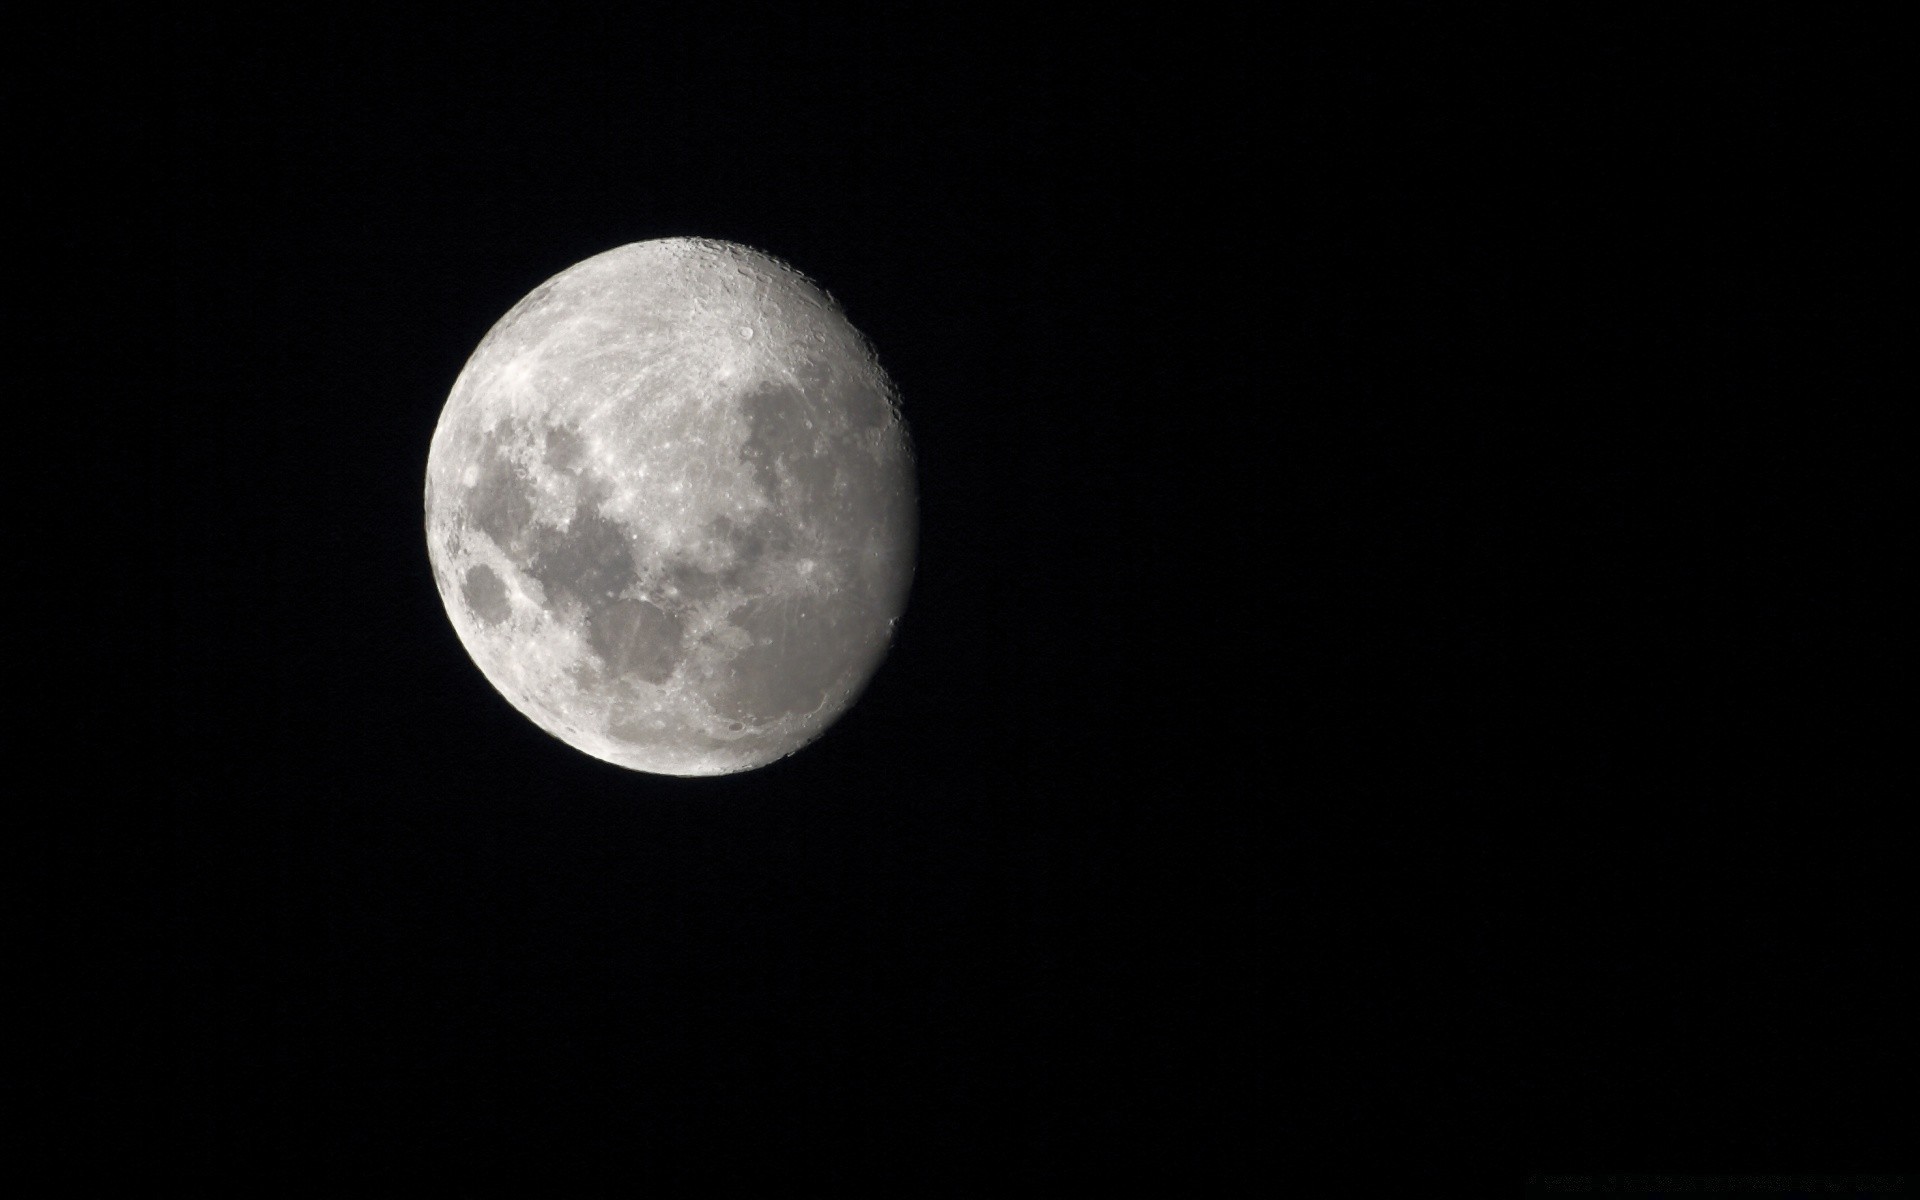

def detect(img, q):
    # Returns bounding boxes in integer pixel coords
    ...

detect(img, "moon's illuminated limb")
[424,238,917,776]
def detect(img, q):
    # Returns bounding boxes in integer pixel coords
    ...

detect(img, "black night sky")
[28,10,1904,1193]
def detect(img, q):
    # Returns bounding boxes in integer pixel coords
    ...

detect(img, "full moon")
[424,238,917,776]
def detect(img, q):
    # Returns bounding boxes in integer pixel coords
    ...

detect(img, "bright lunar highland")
[425,238,917,776]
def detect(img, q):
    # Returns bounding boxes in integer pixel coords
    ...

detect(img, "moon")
[424,238,917,776]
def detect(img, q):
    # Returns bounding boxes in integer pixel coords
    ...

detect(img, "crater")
[460,564,511,626]
[586,598,685,684]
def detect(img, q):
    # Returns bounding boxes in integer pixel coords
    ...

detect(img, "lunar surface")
[424,238,916,776]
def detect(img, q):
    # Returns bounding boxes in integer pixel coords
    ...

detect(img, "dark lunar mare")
[460,421,690,683]
[460,565,511,625]
[704,377,911,725]
[463,422,541,565]
[526,503,639,608]
[585,599,685,685]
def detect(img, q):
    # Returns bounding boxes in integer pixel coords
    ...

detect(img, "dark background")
[27,10,1903,1193]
